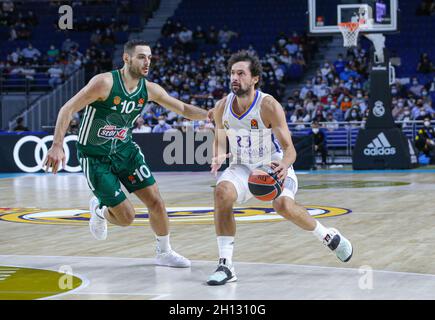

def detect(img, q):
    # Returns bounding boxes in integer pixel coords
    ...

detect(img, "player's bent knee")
[147,196,165,213]
[273,197,298,220]
[110,201,136,226]
[214,182,237,205]
[118,209,135,226]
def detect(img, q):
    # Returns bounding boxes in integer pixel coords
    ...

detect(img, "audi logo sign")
[12,135,82,173]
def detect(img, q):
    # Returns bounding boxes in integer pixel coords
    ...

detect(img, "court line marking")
[1,254,434,279]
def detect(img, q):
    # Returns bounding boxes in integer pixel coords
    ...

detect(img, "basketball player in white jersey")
[207,51,353,285]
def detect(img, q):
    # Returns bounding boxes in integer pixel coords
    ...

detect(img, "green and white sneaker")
[89,196,107,240]
[207,259,237,286]
[324,228,353,262]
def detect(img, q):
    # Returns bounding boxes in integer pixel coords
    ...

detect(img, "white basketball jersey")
[222,91,295,176]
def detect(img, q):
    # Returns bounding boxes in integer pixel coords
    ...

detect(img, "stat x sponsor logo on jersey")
[97,125,128,141]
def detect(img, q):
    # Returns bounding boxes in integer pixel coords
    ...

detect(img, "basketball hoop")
[338,22,361,47]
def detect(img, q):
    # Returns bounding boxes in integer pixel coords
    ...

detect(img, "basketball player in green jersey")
[44,40,208,267]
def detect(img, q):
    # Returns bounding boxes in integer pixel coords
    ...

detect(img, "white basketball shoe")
[155,250,191,268]
[207,258,237,286]
[89,196,107,240]
[323,228,353,262]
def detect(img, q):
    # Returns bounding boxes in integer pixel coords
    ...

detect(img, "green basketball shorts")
[77,142,156,208]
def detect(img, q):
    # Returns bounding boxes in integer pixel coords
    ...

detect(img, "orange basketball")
[248,165,283,201]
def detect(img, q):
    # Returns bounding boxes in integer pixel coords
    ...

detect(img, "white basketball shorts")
[216,164,299,204]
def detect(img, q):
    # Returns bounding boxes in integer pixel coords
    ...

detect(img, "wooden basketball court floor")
[1,168,435,300]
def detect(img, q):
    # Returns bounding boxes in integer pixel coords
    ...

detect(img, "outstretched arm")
[44,73,112,173]
[211,98,229,177]
[147,81,208,120]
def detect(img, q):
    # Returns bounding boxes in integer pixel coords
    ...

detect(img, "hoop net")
[338,22,361,47]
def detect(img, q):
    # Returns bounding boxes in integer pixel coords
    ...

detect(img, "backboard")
[308,0,399,35]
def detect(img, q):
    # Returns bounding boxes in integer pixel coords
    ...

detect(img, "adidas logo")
[364,133,396,156]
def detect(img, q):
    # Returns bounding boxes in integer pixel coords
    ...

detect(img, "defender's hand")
[210,153,231,177]
[207,107,215,122]
[43,145,66,174]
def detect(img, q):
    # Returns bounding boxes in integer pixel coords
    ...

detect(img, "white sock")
[156,234,172,253]
[217,236,234,265]
[312,221,329,242]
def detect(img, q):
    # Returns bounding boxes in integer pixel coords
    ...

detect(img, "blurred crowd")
[125,21,318,134]
[285,47,435,131]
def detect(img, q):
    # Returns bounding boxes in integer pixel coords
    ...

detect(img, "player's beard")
[128,61,145,79]
[231,84,251,97]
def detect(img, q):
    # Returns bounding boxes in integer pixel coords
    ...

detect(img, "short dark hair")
[227,50,263,89]
[124,39,149,55]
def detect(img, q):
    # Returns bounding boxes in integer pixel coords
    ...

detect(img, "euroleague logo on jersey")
[97,125,127,140]
[113,96,121,105]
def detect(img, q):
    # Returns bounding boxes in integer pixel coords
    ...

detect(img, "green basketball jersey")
[77,70,148,156]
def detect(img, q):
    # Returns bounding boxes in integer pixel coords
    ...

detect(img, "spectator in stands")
[339,95,353,113]
[180,118,194,132]
[218,25,238,44]
[13,117,29,132]
[285,39,299,56]
[409,77,424,97]
[325,112,339,131]
[26,11,38,26]
[46,45,60,64]
[65,54,82,76]
[133,117,152,133]
[7,48,21,65]
[21,44,40,63]
[414,117,435,159]
[312,109,326,123]
[320,62,333,80]
[417,53,434,74]
[90,29,102,45]
[291,106,310,124]
[333,54,346,75]
[398,106,413,128]
[339,66,359,82]
[102,26,116,45]
[61,38,78,53]
[206,26,218,45]
[193,26,206,44]
[345,106,362,125]
[161,19,176,37]
[177,27,194,51]
[328,103,343,123]
[48,63,63,88]
[9,25,17,41]
[98,51,112,72]
[309,121,328,167]
[16,22,31,40]
[152,115,172,133]
[22,62,36,81]
[300,80,313,100]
